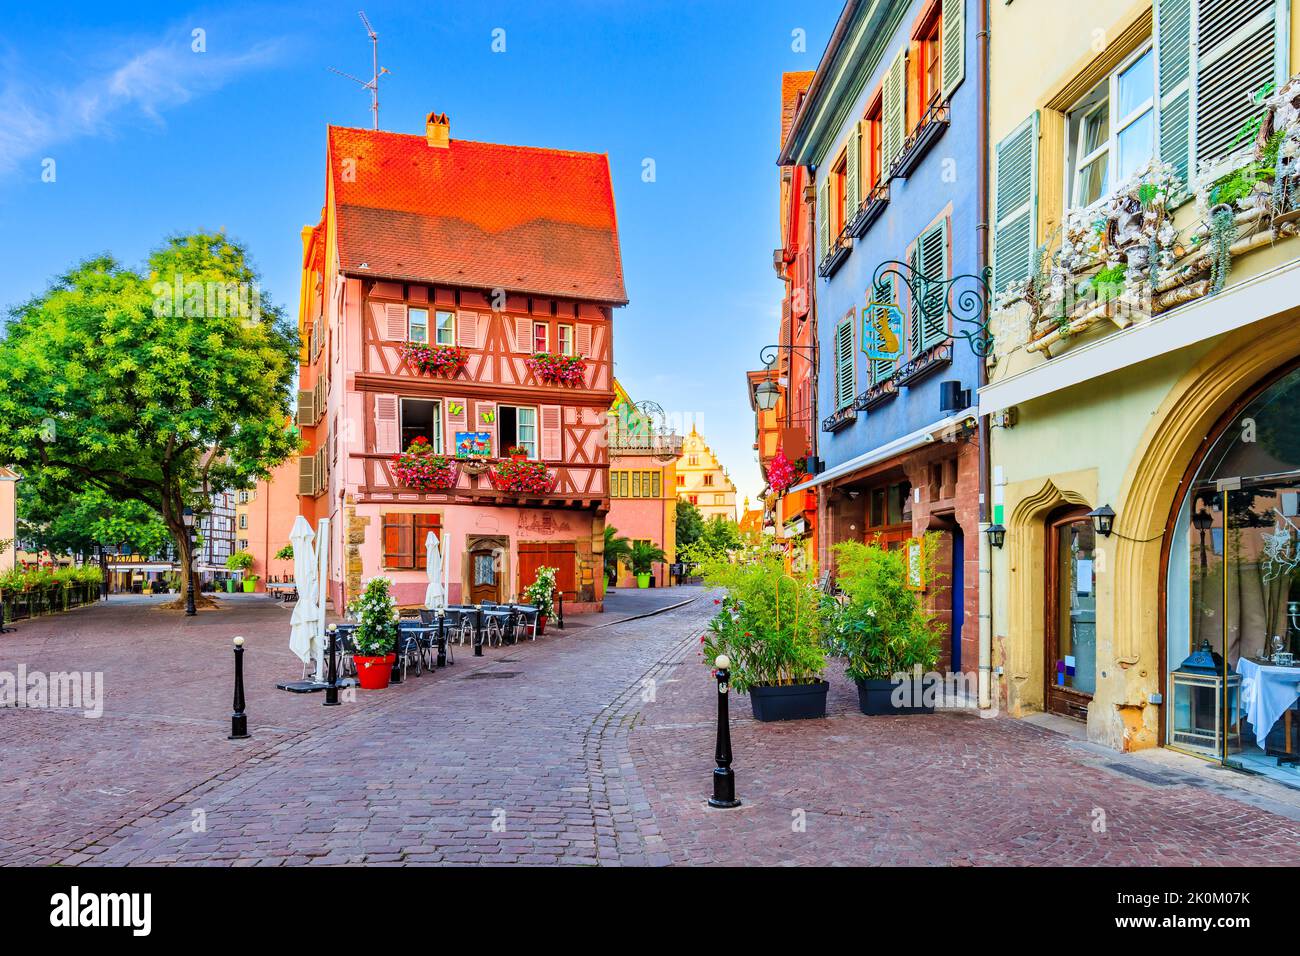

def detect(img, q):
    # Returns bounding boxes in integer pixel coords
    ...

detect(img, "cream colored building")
[983,0,1300,790]
[676,427,738,521]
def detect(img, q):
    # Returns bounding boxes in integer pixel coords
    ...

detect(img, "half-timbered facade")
[297,112,627,611]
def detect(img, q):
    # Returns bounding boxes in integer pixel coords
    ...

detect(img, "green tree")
[0,233,299,604]
[675,499,706,550]
[602,524,632,585]
[19,479,172,558]
[700,514,742,554]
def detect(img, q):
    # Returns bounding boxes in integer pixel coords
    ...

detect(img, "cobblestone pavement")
[4,591,1300,866]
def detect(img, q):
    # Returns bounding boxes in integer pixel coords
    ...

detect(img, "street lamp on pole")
[182,506,196,617]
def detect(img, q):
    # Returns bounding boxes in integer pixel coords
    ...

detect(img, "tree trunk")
[166,519,200,603]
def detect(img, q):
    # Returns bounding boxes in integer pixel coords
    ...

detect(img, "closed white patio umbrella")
[287,516,320,669]
[423,531,446,611]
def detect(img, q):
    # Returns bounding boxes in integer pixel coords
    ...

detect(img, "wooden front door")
[1045,507,1097,720]
[469,548,501,604]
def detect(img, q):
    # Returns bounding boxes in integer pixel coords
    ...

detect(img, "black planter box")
[855,677,936,715]
[748,679,829,722]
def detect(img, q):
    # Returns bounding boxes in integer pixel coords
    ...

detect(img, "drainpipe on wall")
[976,0,993,711]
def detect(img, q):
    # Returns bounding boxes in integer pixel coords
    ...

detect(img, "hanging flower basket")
[487,459,557,494]
[401,342,469,378]
[767,449,798,494]
[526,352,587,386]
[392,437,459,491]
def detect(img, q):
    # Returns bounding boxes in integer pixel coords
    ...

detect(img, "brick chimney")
[426,111,450,149]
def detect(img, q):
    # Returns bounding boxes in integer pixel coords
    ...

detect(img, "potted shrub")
[226,550,254,593]
[630,540,666,589]
[242,574,259,593]
[832,538,944,715]
[524,566,558,634]
[506,445,529,462]
[603,525,632,587]
[348,577,398,689]
[698,551,829,721]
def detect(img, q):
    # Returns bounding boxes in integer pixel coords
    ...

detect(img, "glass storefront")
[1167,366,1300,787]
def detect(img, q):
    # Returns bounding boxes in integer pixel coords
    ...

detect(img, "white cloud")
[0,29,283,177]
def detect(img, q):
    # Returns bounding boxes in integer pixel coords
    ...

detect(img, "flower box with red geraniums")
[487,459,556,494]
[401,342,469,378]
[525,352,586,386]
[392,437,459,492]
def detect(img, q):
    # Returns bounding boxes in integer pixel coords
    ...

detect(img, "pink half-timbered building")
[296,112,627,611]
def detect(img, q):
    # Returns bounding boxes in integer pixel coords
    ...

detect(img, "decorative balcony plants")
[696,550,829,722]
[830,538,943,716]
[487,459,556,495]
[401,342,468,378]
[766,449,797,494]
[526,352,586,386]
[506,444,529,462]
[347,577,397,690]
[392,436,458,492]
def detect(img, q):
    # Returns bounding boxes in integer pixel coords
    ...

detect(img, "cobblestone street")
[3,592,1300,867]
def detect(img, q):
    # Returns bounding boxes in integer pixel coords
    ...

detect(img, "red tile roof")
[780,72,815,150]
[327,126,627,304]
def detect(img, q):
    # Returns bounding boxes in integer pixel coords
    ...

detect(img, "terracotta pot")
[537,614,548,635]
[354,653,396,690]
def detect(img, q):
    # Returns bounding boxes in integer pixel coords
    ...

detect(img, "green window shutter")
[916,220,949,350]
[941,0,965,100]
[817,179,831,261]
[835,319,855,409]
[907,242,923,356]
[845,122,861,222]
[1155,0,1192,187]
[867,275,897,385]
[992,112,1038,293]
[881,48,907,173]
[1191,0,1286,176]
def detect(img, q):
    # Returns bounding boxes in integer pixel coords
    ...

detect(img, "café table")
[1236,657,1300,754]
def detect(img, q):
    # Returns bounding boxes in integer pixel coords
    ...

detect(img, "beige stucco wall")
[0,474,16,573]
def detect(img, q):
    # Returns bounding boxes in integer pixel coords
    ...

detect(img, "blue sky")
[0,0,841,509]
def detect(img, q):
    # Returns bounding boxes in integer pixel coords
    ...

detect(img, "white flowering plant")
[348,577,397,657]
[525,566,558,617]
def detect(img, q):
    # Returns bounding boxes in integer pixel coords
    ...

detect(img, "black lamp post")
[1087,505,1116,538]
[182,506,196,617]
[1191,508,1214,569]
[985,523,1006,549]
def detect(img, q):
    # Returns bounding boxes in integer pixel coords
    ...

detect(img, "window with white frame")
[558,323,574,356]
[399,398,442,452]
[434,310,456,346]
[1065,44,1154,210]
[408,307,429,344]
[498,405,538,458]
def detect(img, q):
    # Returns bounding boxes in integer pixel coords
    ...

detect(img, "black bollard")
[229,636,250,740]
[390,620,404,684]
[436,613,447,668]
[323,625,340,706]
[474,606,483,657]
[708,655,740,808]
[557,590,565,630]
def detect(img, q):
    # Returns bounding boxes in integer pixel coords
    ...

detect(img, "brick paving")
[3,590,1300,866]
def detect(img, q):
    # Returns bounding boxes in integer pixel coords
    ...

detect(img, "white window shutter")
[515,316,533,353]
[992,112,1038,293]
[375,394,399,454]
[1155,0,1193,188]
[574,323,592,357]
[383,303,406,341]
[476,401,497,452]
[540,405,563,460]
[941,0,965,101]
[881,48,908,173]
[456,310,478,348]
[445,397,468,440]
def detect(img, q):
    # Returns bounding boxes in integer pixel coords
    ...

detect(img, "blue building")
[780,0,986,673]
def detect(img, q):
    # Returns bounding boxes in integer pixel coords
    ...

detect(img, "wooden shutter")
[476,400,497,453]
[941,0,965,101]
[445,398,468,448]
[296,388,315,427]
[574,323,592,357]
[992,112,1038,293]
[382,514,415,570]
[375,394,399,454]
[912,221,949,351]
[881,47,907,174]
[817,179,830,260]
[1156,0,1193,187]
[456,310,478,348]
[540,405,563,461]
[1191,0,1285,175]
[382,303,407,341]
[867,275,898,385]
[297,456,316,496]
[845,122,861,219]
[835,319,855,409]
[413,514,441,569]
[514,317,533,354]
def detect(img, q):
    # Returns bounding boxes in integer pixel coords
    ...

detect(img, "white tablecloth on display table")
[1236,657,1300,748]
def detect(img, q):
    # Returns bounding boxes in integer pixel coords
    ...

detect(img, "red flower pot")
[354,653,395,689]
[537,614,548,635]
[510,453,528,462]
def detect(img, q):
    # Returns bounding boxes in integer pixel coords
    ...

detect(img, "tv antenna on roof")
[329,10,390,130]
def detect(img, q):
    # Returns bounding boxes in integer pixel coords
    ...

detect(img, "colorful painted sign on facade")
[455,432,492,458]
[862,301,904,361]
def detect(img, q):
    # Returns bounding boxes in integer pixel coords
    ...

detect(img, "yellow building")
[983,0,1300,789]
[676,426,738,521]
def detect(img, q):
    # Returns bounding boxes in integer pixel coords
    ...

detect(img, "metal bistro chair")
[513,604,540,642]
[481,606,514,648]
[333,624,359,680]
[396,620,425,679]
[417,609,454,666]
[441,607,474,647]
